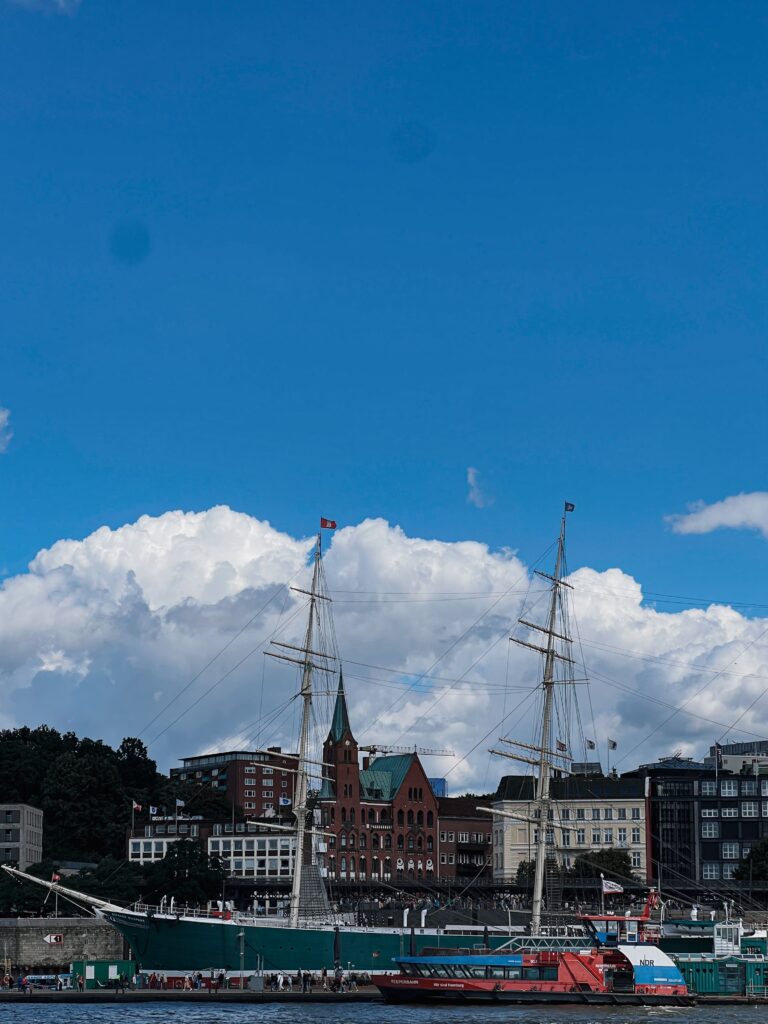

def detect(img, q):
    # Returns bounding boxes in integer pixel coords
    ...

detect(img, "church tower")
[324,671,361,824]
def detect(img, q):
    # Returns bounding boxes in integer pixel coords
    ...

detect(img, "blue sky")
[1,0,767,609]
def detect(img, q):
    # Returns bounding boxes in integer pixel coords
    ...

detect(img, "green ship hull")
[102,910,513,974]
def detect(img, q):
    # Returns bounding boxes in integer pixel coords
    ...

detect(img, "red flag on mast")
[320,517,337,529]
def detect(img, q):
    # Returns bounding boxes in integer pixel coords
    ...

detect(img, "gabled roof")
[359,770,391,800]
[327,671,352,743]
[367,753,416,798]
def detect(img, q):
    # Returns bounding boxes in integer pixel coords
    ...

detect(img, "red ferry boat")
[373,944,692,1005]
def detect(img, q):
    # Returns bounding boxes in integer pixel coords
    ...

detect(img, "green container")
[675,955,768,996]
[70,959,137,991]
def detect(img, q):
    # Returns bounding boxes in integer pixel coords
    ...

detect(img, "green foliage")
[516,859,535,885]
[0,726,206,862]
[141,840,227,905]
[570,849,633,880]
[735,838,768,881]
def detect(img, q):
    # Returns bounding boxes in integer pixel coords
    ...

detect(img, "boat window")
[466,967,486,978]
[506,968,522,980]
[523,967,541,980]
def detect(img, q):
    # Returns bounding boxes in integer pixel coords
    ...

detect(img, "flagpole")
[600,873,605,915]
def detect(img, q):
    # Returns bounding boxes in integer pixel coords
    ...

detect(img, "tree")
[142,840,227,906]
[571,849,633,880]
[735,838,768,881]
[516,860,535,885]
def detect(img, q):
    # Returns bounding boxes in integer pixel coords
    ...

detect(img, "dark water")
[0,1006,755,1024]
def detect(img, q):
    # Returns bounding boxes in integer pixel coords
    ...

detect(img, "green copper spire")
[328,670,351,743]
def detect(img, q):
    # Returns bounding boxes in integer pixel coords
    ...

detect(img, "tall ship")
[0,509,715,983]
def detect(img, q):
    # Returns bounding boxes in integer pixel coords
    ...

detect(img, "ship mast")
[267,533,334,928]
[491,503,574,935]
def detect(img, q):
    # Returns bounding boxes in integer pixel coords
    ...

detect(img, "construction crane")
[359,744,455,757]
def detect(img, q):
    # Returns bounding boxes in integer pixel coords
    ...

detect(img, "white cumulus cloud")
[0,507,767,794]
[466,467,493,509]
[0,408,12,453]
[7,0,81,13]
[667,492,768,540]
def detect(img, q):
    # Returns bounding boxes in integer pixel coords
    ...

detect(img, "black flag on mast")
[565,502,575,512]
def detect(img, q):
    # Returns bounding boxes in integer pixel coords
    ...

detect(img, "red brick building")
[170,748,297,818]
[319,675,438,882]
[437,795,493,880]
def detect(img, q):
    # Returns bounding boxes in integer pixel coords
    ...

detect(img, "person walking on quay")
[77,974,84,992]
[217,971,225,991]
[321,968,328,991]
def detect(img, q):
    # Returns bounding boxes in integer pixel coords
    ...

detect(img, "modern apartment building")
[0,804,43,870]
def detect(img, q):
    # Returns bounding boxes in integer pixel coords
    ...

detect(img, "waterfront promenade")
[0,988,380,1004]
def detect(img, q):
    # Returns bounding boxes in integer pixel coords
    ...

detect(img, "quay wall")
[0,917,125,973]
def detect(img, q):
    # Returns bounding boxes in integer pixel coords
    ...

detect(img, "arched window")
[341,807,347,823]
[340,832,347,848]
[350,808,355,824]
[340,856,347,875]
[408,835,414,850]
[427,836,433,851]
[384,834,392,849]
[397,809,404,826]
[417,810,423,826]
[348,832,355,848]
[359,833,366,849]
[372,835,380,850]
[408,787,412,800]
[407,810,414,826]
[330,807,335,822]
[368,809,375,824]
[418,788,423,801]
[350,856,356,874]
[417,837,423,850]
[380,808,389,822]
[359,856,366,876]
[397,834,404,850]
[427,810,434,827]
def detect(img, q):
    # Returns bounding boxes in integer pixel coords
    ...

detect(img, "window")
[722,842,739,860]
[448,832,455,842]
[458,832,469,843]
[722,806,739,818]
[702,862,719,880]
[742,780,757,796]
[440,831,446,843]
[561,808,570,821]
[576,808,585,820]
[617,808,627,820]
[631,827,641,844]
[448,854,454,864]
[701,808,719,818]
[618,828,627,844]
[631,852,641,869]
[631,808,641,820]
[762,779,768,797]
[591,830,601,845]
[244,790,255,798]
[700,780,716,796]
[721,780,738,797]
[603,829,613,844]
[592,809,600,820]
[281,780,288,788]
[245,766,255,774]
[722,864,736,880]
[262,791,273,798]
[763,802,768,818]
[263,767,273,775]
[440,853,446,864]
[576,829,585,845]
[603,808,613,821]
[562,831,571,847]
[742,801,758,818]
[701,822,719,838]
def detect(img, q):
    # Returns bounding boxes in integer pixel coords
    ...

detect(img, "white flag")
[601,877,624,894]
